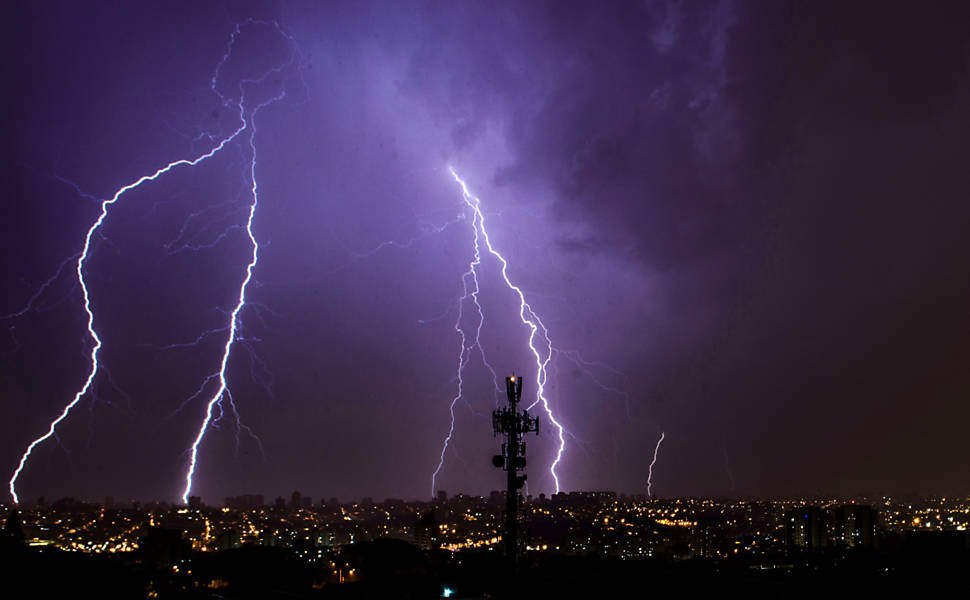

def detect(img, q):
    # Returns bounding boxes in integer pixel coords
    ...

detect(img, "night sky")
[2,1,969,504]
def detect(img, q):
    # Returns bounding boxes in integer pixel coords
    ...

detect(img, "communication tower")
[492,375,539,575]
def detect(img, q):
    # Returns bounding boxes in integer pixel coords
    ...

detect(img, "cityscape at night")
[3,0,970,597]
[4,491,970,596]
[11,491,970,558]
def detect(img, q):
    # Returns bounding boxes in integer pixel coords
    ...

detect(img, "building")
[843,504,876,548]
[139,527,190,568]
[414,510,441,551]
[215,529,242,551]
[786,504,878,551]
[785,506,826,550]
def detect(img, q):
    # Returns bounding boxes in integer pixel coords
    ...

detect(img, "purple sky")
[2,1,969,504]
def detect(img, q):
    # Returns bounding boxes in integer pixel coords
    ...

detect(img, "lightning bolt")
[8,19,301,504]
[180,88,285,504]
[8,107,248,503]
[430,196,497,497]
[179,18,303,503]
[647,431,665,497]
[437,167,567,495]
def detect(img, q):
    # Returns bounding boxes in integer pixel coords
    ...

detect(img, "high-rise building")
[4,509,26,549]
[845,504,876,548]
[216,529,242,551]
[785,506,826,550]
[786,504,878,551]
[414,510,440,551]
[291,491,302,511]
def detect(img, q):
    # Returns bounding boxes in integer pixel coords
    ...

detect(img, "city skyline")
[6,490,966,564]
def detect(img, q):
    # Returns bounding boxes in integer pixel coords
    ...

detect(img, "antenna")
[492,375,539,577]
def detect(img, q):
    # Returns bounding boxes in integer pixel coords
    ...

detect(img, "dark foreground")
[4,533,969,600]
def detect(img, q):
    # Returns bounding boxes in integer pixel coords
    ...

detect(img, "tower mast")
[492,375,539,576]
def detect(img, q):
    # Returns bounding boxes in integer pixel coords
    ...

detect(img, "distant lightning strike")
[441,168,567,494]
[647,431,665,497]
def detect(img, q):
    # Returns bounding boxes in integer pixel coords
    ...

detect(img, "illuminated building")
[786,506,825,550]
